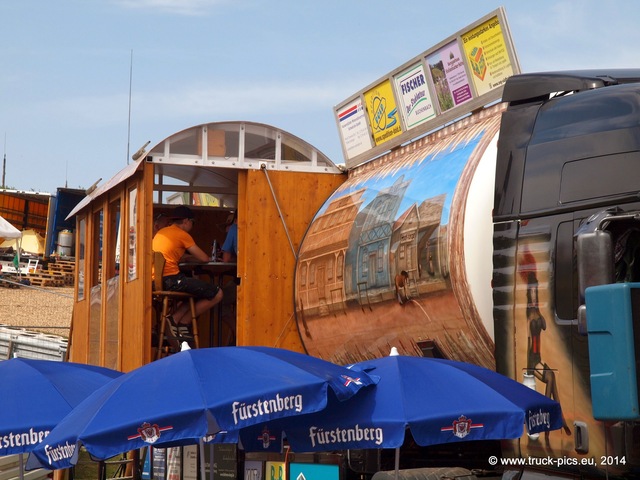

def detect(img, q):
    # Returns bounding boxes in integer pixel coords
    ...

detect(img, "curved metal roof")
[68,121,343,218]
[148,121,340,173]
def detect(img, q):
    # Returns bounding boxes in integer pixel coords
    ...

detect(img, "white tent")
[1,228,43,255]
[0,216,22,275]
[0,215,21,244]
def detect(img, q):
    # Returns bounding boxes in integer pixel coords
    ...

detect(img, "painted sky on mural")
[327,133,485,225]
[2,0,639,194]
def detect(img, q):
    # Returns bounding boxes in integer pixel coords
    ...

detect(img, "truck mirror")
[576,230,614,302]
[585,283,640,420]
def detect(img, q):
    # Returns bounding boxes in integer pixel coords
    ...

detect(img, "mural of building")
[391,203,419,281]
[296,189,365,318]
[352,175,411,302]
[390,194,449,301]
[416,194,447,282]
[294,106,503,366]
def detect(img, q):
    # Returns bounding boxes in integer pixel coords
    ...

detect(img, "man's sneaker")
[178,325,192,338]
[164,316,181,351]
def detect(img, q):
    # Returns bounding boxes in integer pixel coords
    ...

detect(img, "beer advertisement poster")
[394,63,436,130]
[364,79,403,146]
[461,15,515,96]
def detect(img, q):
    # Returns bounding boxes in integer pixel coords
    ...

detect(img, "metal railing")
[0,325,67,361]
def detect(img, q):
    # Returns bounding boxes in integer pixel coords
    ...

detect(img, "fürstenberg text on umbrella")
[231,393,303,425]
[43,441,75,465]
[1,428,49,453]
[309,425,384,448]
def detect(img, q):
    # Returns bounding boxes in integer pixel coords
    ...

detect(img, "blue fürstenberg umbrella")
[27,346,376,471]
[0,358,122,480]
[238,353,564,453]
[0,358,122,457]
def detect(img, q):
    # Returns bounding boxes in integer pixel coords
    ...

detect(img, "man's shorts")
[163,273,220,300]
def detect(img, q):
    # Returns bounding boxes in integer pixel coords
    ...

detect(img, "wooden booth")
[66,121,345,372]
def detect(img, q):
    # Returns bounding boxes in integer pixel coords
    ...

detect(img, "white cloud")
[9,77,368,132]
[111,0,228,15]
[136,81,354,119]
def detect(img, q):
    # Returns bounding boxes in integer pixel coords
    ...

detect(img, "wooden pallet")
[48,268,74,285]
[0,274,20,288]
[27,272,65,287]
[49,264,74,274]
[48,260,75,286]
[50,259,75,269]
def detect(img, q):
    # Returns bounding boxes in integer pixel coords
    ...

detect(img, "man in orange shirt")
[153,206,223,334]
[153,212,170,235]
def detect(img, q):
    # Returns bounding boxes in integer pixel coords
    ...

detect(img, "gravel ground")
[0,282,73,338]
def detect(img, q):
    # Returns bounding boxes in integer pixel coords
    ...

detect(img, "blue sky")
[2,0,639,194]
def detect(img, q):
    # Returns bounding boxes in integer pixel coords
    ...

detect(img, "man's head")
[171,206,196,230]
[224,211,237,232]
[153,212,170,234]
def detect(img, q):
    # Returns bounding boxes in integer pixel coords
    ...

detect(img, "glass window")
[88,209,103,366]
[92,210,103,287]
[105,200,121,369]
[107,200,121,280]
[300,264,307,287]
[244,124,277,160]
[407,243,414,270]
[77,217,86,301]
[310,264,316,286]
[127,188,138,281]
[88,284,102,366]
[362,249,368,276]
[104,275,120,370]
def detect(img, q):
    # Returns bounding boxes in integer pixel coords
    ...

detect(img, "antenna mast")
[126,49,133,165]
[2,133,6,188]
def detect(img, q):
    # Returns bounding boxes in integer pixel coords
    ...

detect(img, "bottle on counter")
[211,240,219,261]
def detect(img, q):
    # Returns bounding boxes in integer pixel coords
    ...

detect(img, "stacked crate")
[27,259,75,287]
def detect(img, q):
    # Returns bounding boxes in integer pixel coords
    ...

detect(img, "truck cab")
[292,70,640,478]
[493,70,640,477]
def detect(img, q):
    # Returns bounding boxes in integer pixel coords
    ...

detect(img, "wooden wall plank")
[236,169,345,350]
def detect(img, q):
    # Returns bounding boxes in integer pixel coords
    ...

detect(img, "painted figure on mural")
[395,270,410,305]
[520,248,572,441]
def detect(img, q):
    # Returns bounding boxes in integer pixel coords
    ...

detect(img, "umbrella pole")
[19,453,24,480]
[394,447,399,480]
[199,440,206,480]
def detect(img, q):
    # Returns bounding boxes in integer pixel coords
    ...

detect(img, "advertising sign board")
[244,460,263,480]
[364,79,403,147]
[336,98,373,159]
[334,7,519,169]
[461,15,515,95]
[426,40,472,112]
[266,461,286,480]
[213,444,237,480]
[288,463,339,480]
[394,63,436,130]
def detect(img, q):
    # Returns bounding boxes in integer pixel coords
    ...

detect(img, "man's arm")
[185,244,210,263]
[222,251,236,263]
[221,223,238,263]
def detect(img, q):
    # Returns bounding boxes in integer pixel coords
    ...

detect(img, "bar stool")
[153,251,200,359]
